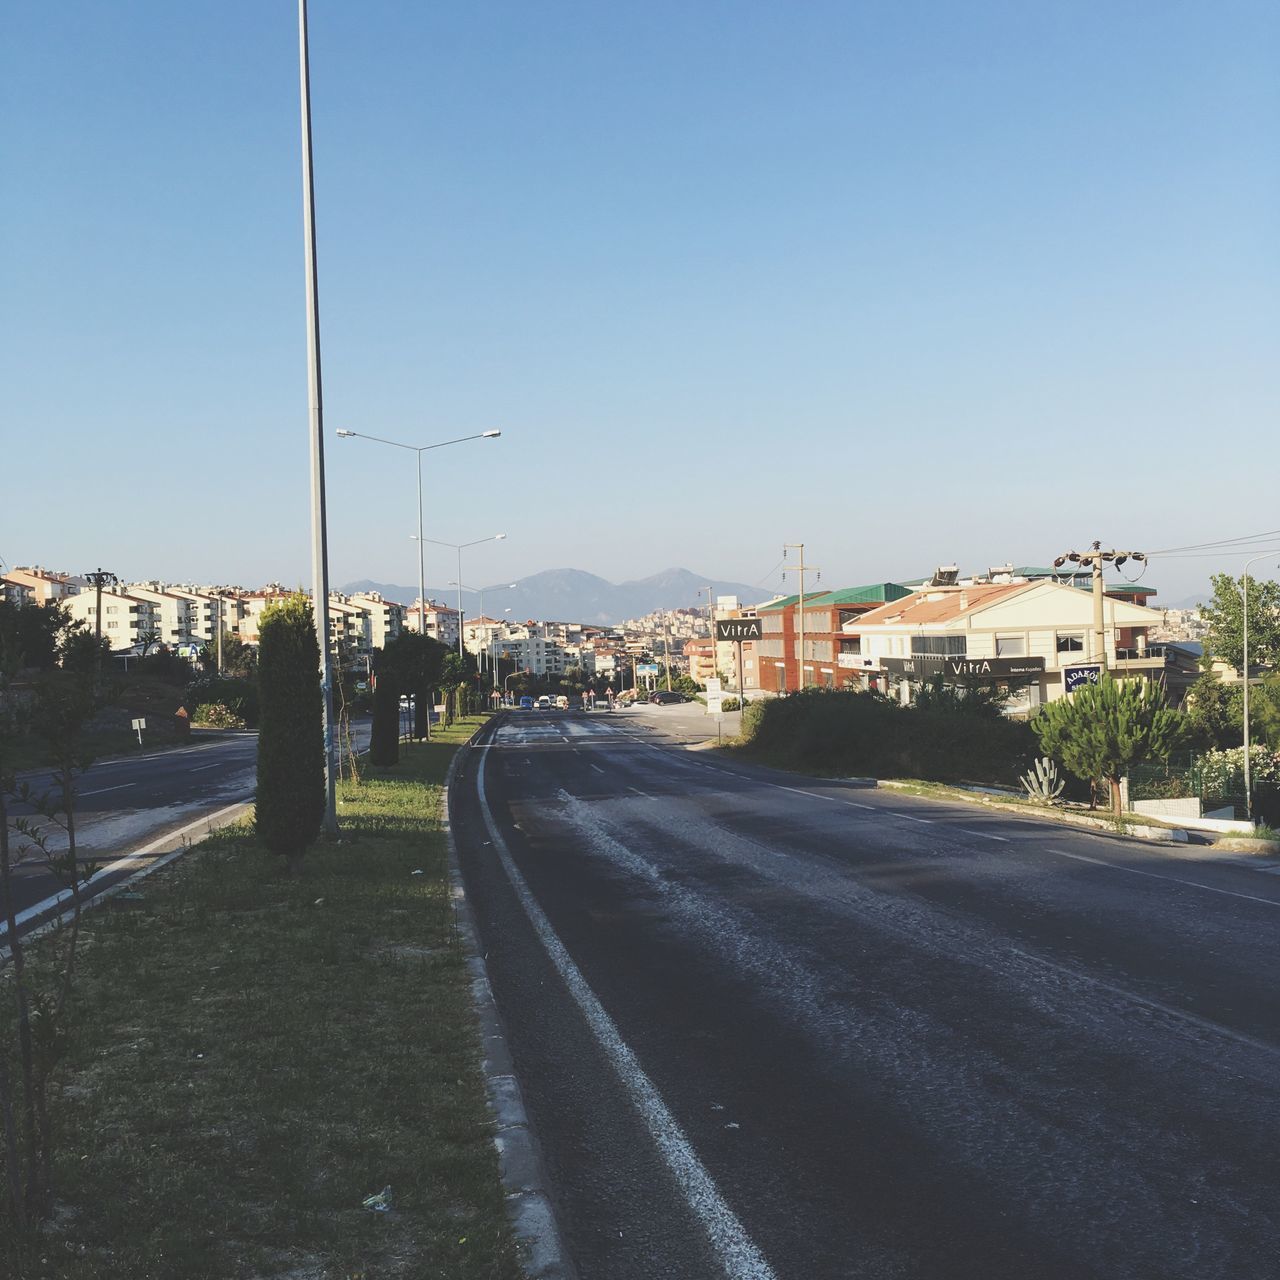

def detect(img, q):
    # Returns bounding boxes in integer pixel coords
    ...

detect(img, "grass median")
[2,714,522,1280]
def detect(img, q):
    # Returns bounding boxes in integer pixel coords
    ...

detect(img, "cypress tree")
[256,594,325,871]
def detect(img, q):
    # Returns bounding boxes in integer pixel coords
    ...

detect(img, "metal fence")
[1128,751,1280,825]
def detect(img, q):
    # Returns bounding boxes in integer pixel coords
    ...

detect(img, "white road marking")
[959,829,1010,843]
[474,743,777,1280]
[890,812,933,825]
[776,785,836,802]
[1007,946,1280,1059]
[629,786,650,797]
[192,763,221,772]
[1047,849,1280,908]
[589,764,606,774]
[81,783,136,797]
[844,802,876,811]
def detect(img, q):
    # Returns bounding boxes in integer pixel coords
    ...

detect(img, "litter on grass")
[362,1186,393,1213]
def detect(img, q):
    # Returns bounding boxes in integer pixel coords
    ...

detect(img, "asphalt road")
[452,710,1280,1280]
[3,720,369,930]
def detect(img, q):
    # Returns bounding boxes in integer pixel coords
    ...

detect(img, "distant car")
[519,696,534,710]
[536,695,552,710]
[555,695,570,710]
[649,690,691,706]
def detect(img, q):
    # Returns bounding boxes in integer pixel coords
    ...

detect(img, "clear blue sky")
[3,1,1277,605]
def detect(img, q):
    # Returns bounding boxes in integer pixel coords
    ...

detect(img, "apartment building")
[127,584,201,648]
[1,566,79,604]
[402,600,460,648]
[65,587,160,651]
[349,592,404,651]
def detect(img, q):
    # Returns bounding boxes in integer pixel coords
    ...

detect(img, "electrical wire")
[1148,529,1280,555]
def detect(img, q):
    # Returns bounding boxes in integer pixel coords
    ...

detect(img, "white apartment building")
[349,592,404,651]
[65,587,161,651]
[495,625,565,676]
[402,600,460,648]
[127,584,201,648]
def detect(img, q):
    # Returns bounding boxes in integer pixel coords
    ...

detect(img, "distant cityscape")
[3,561,1213,703]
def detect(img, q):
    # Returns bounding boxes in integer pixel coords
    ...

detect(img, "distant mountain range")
[340,567,765,626]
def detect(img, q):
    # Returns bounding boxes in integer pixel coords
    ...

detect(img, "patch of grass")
[2,715,521,1280]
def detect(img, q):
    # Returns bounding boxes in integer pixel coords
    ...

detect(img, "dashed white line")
[776,785,837,802]
[959,829,1010,843]
[192,764,221,772]
[890,812,933,825]
[1047,849,1280,908]
[81,783,136,797]
[589,764,606,775]
[474,746,777,1280]
[844,802,876,811]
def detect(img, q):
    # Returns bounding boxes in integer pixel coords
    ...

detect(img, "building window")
[1056,633,1085,653]
[995,635,1026,657]
[910,635,966,657]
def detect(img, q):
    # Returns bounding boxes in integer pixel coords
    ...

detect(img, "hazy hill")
[340,567,763,625]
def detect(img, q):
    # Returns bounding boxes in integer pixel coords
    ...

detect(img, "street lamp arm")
[420,534,507,551]
[336,428,501,454]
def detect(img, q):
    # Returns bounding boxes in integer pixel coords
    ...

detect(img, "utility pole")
[84,568,119,672]
[298,0,339,836]
[1052,543,1146,672]
[662,611,673,690]
[783,544,819,689]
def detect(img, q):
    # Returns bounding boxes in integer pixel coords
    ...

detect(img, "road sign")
[706,695,724,716]
[131,717,146,746]
[637,663,660,675]
[1064,665,1102,692]
[706,677,722,695]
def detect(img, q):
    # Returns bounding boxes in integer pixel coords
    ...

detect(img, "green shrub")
[734,687,1036,785]
[192,702,247,730]
[185,674,259,727]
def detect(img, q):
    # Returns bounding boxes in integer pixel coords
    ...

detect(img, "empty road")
[453,710,1280,1279]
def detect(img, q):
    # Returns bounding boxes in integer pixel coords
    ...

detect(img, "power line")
[1148,528,1280,555]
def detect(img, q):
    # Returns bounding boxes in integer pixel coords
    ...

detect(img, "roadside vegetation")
[732,682,1037,787]
[1,713,521,1279]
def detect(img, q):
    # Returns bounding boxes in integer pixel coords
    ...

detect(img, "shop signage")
[1064,664,1102,692]
[715,618,763,642]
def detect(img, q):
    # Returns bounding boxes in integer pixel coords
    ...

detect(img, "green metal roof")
[819,583,913,606]
[755,592,831,612]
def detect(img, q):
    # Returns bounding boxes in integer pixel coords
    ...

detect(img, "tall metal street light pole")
[417,535,507,657]
[297,0,340,836]
[1242,553,1279,822]
[83,568,119,674]
[335,429,502,637]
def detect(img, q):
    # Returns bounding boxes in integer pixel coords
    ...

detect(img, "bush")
[733,687,1036,785]
[184,675,259,727]
[720,697,741,712]
[192,702,247,730]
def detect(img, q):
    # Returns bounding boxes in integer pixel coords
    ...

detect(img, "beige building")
[65,587,161,651]
[2,566,78,603]
[847,579,1171,712]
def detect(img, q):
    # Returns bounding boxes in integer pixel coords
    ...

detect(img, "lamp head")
[336,429,355,437]
[482,430,502,439]
[495,533,507,541]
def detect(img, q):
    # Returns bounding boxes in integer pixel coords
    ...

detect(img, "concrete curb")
[874,780,1280,872]
[1,799,253,955]
[442,718,578,1280]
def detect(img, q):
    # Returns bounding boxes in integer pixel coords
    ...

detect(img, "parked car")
[555,695,570,710]
[519,695,534,710]
[649,690,692,705]
[536,695,552,709]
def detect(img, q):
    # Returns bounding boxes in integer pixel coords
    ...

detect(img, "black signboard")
[881,655,1044,680]
[715,618,763,642]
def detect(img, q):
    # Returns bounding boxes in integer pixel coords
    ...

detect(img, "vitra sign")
[715,618,763,642]
[943,657,1045,679]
